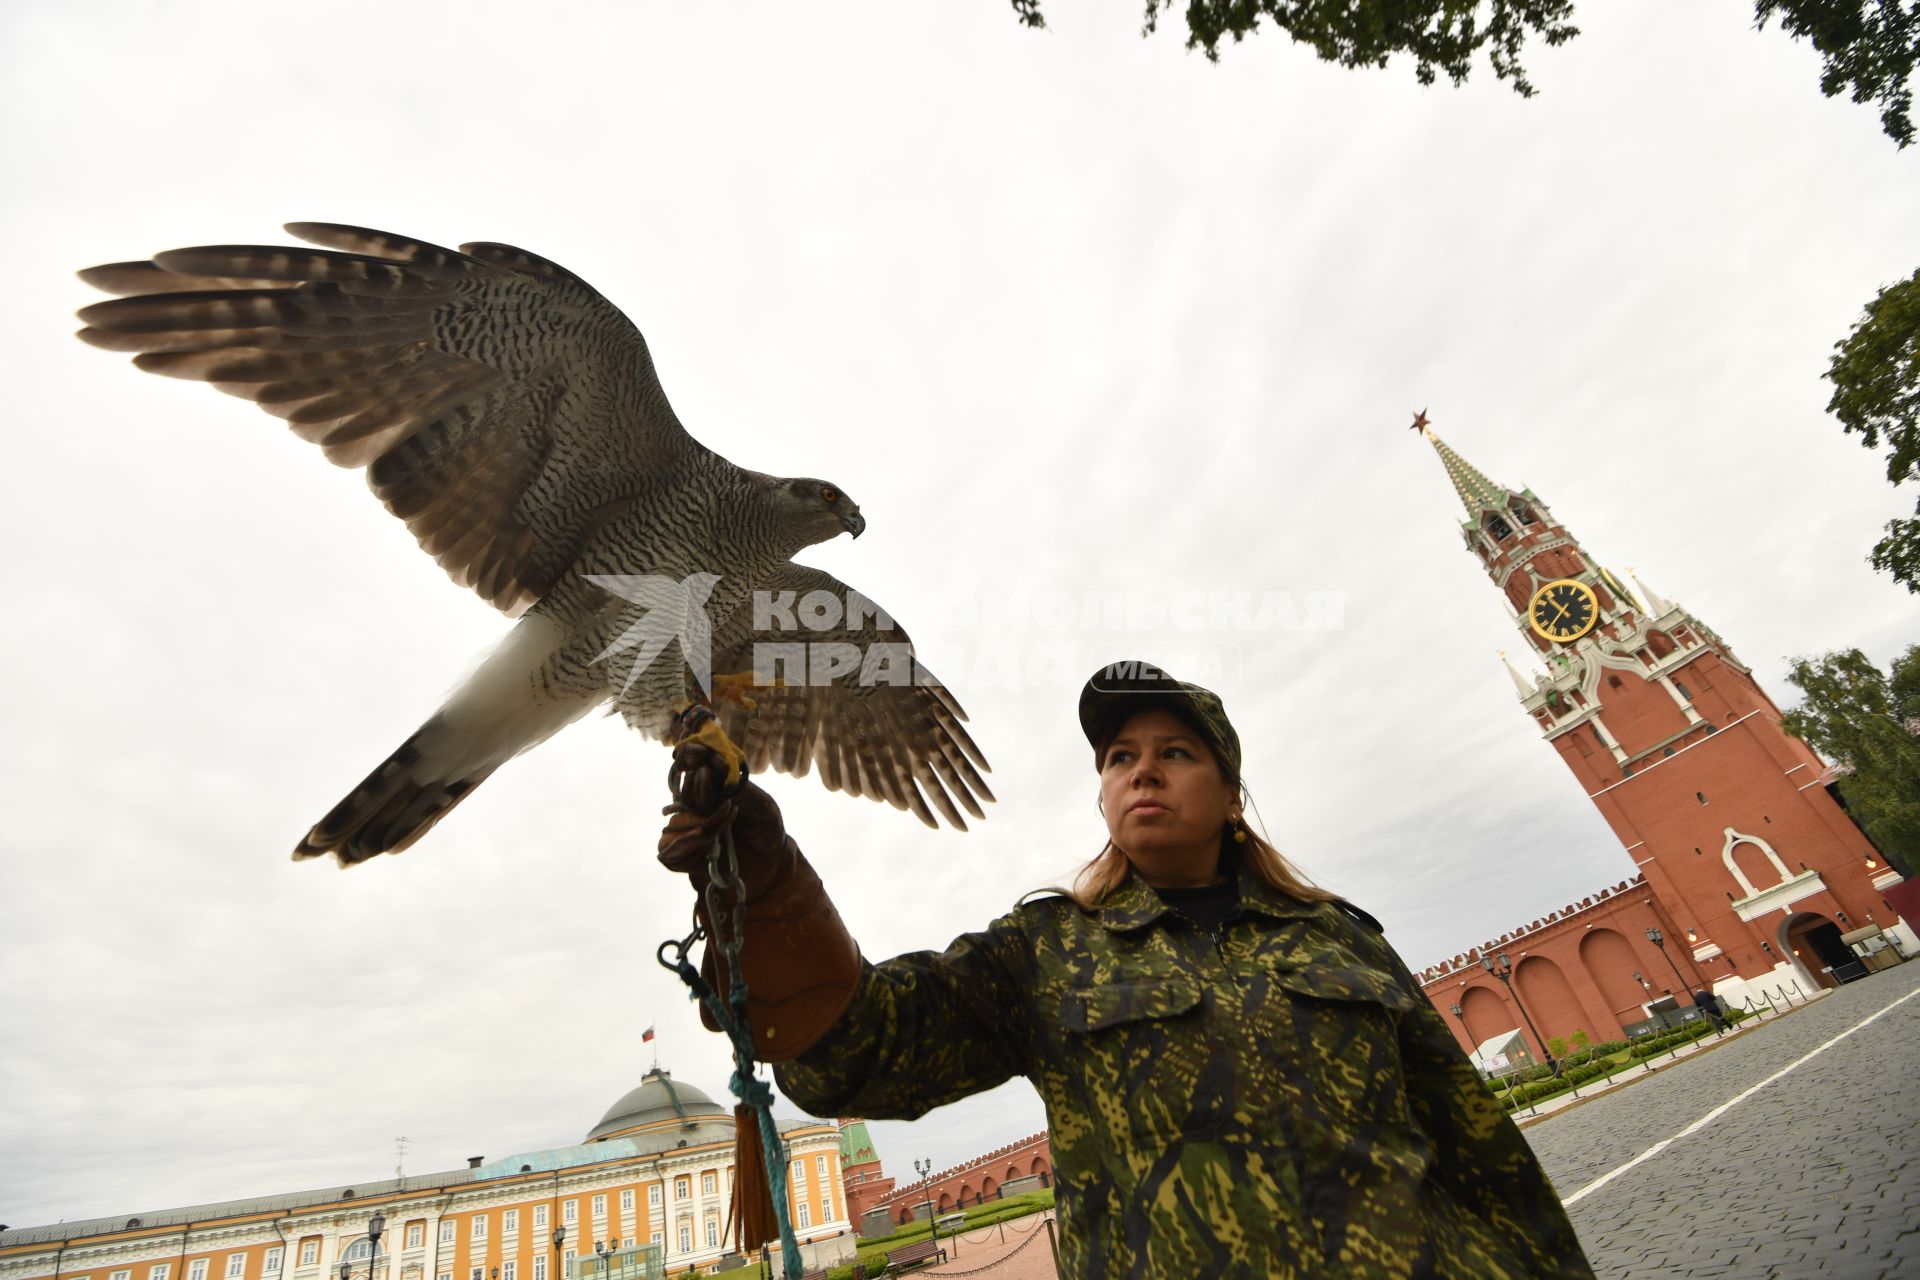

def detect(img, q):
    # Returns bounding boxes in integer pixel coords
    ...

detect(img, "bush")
[1490,1049,1642,1109]
[1559,1061,1610,1087]
[1627,1019,1718,1059]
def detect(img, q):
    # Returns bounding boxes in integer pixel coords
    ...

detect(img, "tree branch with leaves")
[1781,645,1920,877]
[1755,0,1919,148]
[1826,266,1920,593]
[1009,1,1919,147]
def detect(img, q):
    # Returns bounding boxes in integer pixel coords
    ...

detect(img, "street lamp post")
[1446,1002,1475,1066]
[1479,952,1557,1074]
[337,1213,386,1280]
[914,1158,941,1261]
[550,1227,566,1280]
[1646,928,1694,1004]
[1452,1000,1508,1102]
[594,1240,610,1280]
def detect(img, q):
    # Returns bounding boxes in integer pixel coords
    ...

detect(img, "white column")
[1656,674,1702,722]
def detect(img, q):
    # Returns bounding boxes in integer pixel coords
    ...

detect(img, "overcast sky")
[3,0,1915,1232]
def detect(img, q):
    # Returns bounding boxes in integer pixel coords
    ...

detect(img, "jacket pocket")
[1272,964,1416,1013]
[1060,975,1204,1033]
[1264,964,1417,1129]
[1060,975,1225,1141]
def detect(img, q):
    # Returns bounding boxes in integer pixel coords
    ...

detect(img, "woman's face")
[1098,707,1239,887]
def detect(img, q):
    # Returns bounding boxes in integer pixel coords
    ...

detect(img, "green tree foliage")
[1754,0,1920,148]
[1007,0,1579,95]
[1827,268,1920,593]
[1007,2,1919,146]
[1781,645,1920,876]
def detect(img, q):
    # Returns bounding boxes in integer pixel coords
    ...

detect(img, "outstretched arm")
[774,916,1038,1120]
[656,741,1034,1112]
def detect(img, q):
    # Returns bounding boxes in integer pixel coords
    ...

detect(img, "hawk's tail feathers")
[292,731,500,868]
[291,612,593,867]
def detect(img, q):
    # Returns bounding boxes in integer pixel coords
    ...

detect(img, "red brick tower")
[837,1117,895,1232]
[1417,422,1914,1021]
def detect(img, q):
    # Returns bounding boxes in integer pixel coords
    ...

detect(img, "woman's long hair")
[1066,779,1340,912]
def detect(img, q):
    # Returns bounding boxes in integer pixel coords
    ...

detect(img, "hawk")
[77,223,992,864]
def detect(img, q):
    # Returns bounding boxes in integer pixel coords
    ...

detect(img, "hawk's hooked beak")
[843,510,866,538]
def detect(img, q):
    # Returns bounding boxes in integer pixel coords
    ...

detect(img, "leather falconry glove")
[658,743,861,1062]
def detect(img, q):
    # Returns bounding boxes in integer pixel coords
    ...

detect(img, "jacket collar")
[1096,847,1322,931]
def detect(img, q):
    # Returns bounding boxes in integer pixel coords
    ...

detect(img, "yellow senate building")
[0,1070,854,1280]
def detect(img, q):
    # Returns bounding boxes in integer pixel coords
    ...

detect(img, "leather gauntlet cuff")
[659,761,861,1062]
[693,836,862,1061]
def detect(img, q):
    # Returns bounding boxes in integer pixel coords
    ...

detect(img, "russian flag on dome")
[642,1024,656,1043]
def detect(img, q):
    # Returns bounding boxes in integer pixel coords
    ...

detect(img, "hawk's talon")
[667,695,748,800]
[708,669,773,716]
[684,719,747,788]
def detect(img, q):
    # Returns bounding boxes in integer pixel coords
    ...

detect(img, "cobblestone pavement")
[1524,959,1920,1279]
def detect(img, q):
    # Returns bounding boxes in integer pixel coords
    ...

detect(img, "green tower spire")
[838,1117,880,1166]
[1414,415,1511,517]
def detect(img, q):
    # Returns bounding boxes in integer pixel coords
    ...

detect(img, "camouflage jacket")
[776,861,1593,1279]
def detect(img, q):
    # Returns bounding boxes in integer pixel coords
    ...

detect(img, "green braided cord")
[663,820,804,1279]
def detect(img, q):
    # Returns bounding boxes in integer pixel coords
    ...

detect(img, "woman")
[658,662,1594,1279]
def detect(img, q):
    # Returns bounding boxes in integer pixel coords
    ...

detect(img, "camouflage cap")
[1078,660,1243,780]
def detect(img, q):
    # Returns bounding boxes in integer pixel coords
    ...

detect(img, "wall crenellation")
[1418,878,1642,980]
[874,1133,1050,1205]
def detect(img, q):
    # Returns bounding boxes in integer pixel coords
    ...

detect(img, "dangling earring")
[1232,816,1248,843]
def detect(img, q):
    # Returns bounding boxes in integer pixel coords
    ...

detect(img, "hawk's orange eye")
[821,486,838,503]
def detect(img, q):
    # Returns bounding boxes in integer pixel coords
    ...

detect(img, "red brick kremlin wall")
[1417,875,1698,1054]
[870,1132,1053,1227]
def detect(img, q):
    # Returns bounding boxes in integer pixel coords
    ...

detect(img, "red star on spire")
[1410,408,1431,432]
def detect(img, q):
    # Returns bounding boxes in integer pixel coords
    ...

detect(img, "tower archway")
[1780,912,1852,990]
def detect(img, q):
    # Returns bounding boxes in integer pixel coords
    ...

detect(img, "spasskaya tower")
[1411,415,1912,1048]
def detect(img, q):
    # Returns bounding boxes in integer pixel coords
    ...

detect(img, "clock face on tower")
[1527,578,1599,643]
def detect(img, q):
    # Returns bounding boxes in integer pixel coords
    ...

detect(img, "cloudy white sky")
[3,0,1915,1232]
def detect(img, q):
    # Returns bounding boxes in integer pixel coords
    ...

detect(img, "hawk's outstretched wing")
[78,223,704,616]
[710,564,993,830]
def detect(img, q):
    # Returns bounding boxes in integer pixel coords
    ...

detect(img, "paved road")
[1524,959,1920,1279]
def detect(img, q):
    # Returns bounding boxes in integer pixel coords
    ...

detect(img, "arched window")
[1508,496,1539,525]
[1484,512,1514,542]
